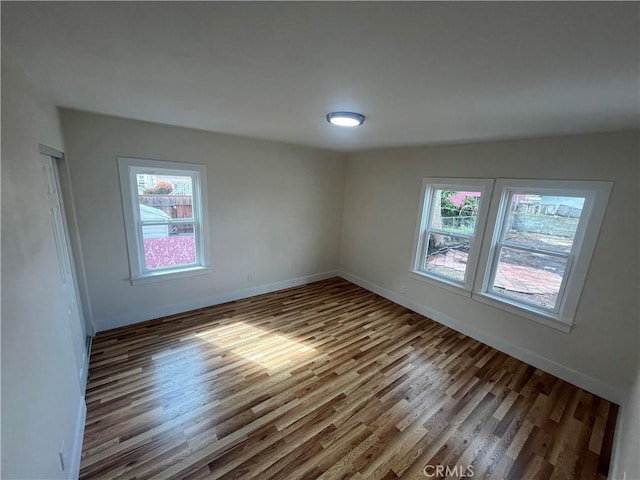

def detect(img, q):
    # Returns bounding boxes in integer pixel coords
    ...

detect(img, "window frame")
[473,178,612,331]
[410,177,495,295]
[118,157,211,285]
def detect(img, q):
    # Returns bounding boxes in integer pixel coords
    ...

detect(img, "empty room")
[1,2,639,479]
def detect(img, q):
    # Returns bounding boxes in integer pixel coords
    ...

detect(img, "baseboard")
[69,397,86,480]
[338,270,623,404]
[96,271,339,332]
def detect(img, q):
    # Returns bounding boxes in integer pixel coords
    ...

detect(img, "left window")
[411,178,494,293]
[118,157,210,284]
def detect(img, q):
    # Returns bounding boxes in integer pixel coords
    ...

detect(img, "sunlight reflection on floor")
[195,321,316,372]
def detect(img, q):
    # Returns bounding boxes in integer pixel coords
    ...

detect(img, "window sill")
[472,292,573,333]
[409,271,472,297]
[130,266,212,286]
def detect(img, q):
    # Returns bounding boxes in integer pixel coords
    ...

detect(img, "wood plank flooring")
[80,278,618,479]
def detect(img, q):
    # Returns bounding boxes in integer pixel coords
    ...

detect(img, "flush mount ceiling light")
[326,111,365,127]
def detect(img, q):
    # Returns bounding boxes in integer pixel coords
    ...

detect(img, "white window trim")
[410,177,495,294]
[473,178,612,331]
[118,157,211,285]
[411,177,612,333]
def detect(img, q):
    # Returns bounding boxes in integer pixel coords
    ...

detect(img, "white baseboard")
[338,270,623,404]
[96,271,339,332]
[69,397,86,480]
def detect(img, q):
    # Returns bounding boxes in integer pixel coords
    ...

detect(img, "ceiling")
[2,2,638,151]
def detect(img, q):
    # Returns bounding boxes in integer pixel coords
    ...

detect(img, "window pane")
[421,233,471,282]
[429,190,482,235]
[142,223,196,270]
[137,173,194,220]
[492,246,568,310]
[502,194,585,253]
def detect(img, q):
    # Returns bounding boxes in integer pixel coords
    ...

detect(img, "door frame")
[39,144,95,344]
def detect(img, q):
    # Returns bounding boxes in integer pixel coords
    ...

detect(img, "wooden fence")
[139,195,193,219]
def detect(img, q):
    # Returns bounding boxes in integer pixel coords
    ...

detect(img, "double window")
[412,178,611,331]
[118,157,211,284]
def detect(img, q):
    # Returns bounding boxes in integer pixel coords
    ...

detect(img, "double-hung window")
[412,177,612,331]
[411,178,494,293]
[475,179,612,330]
[118,157,211,285]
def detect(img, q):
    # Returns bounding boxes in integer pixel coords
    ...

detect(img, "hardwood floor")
[80,278,618,480]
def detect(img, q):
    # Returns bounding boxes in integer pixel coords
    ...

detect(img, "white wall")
[59,109,346,332]
[340,131,639,403]
[1,48,86,479]
[612,368,640,480]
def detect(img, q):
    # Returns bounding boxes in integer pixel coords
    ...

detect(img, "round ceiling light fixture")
[326,111,365,127]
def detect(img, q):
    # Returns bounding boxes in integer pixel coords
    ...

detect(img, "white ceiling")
[2,2,638,151]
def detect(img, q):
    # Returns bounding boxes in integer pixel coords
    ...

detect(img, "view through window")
[489,193,585,311]
[422,189,482,282]
[137,173,197,270]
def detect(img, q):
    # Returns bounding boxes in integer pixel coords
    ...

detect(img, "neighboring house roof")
[140,204,171,221]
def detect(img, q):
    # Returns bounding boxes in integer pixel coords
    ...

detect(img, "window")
[412,178,612,331]
[476,179,612,330]
[411,178,494,293]
[118,157,211,284]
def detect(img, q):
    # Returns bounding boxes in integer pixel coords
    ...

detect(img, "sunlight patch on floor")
[195,321,316,372]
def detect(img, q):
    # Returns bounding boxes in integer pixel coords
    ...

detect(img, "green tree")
[439,190,458,217]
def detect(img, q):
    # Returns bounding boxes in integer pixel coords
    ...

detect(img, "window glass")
[423,233,470,282]
[502,194,585,254]
[431,190,482,235]
[136,174,196,270]
[487,191,586,312]
[421,189,483,283]
[491,246,568,309]
[142,223,196,270]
